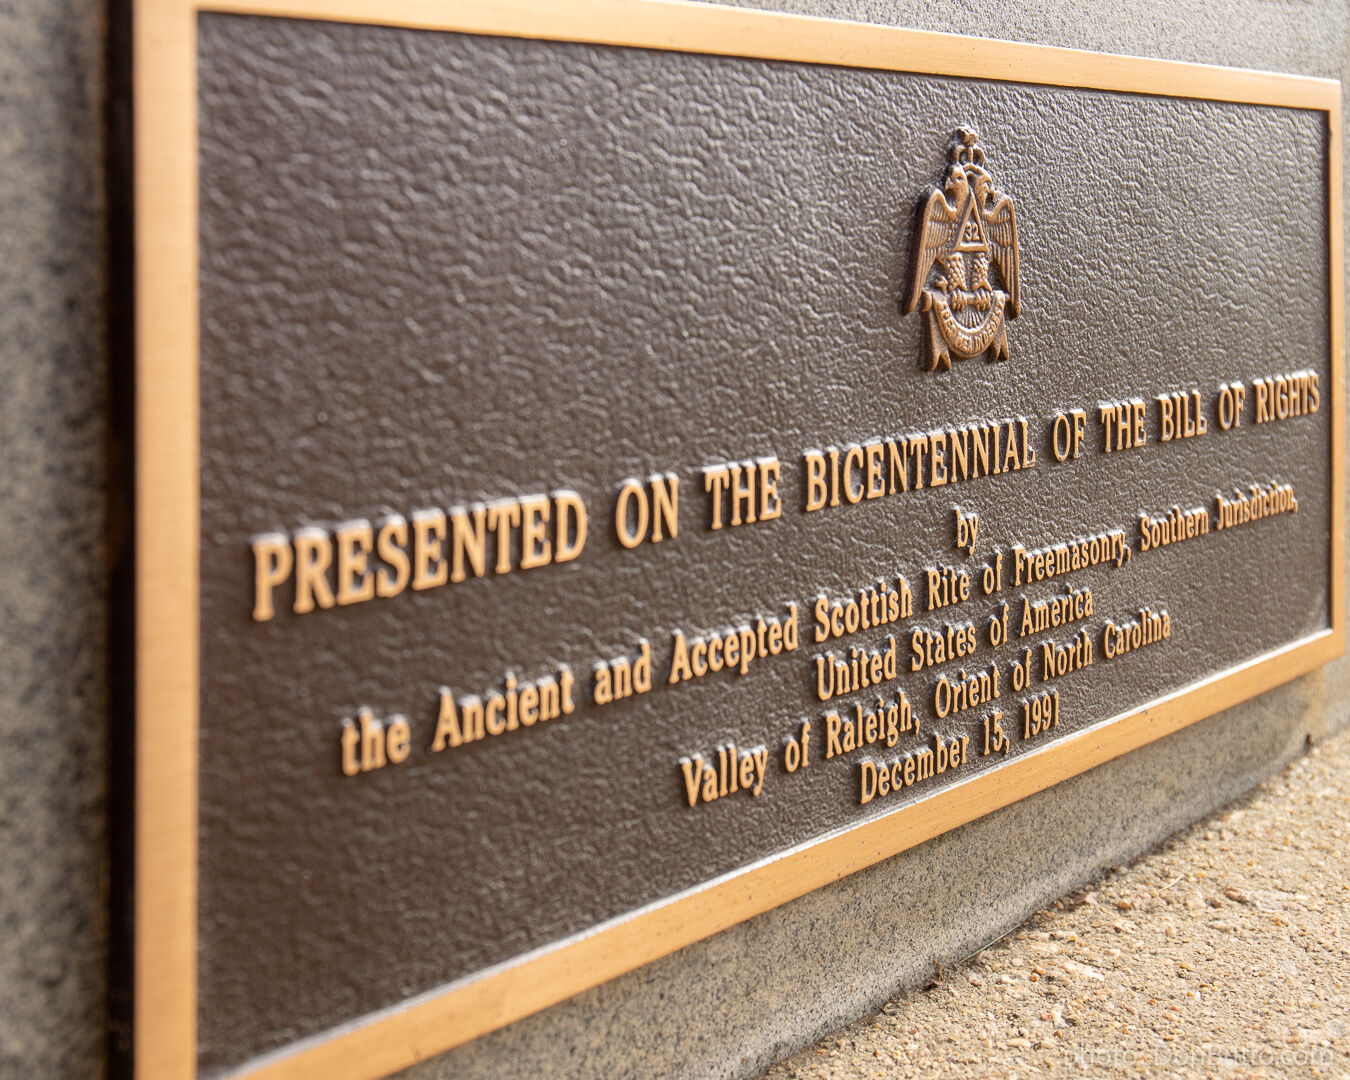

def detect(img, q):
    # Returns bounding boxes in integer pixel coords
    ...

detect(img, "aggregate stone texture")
[0,0,109,1078]
[195,9,1339,1075]
[760,723,1350,1080]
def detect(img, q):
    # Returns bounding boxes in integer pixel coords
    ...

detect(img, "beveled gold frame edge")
[135,1,199,1079]
[131,2,1346,1078]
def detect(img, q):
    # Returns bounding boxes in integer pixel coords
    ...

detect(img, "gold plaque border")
[132,2,1346,1077]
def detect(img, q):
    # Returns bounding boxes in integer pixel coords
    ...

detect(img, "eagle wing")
[903,187,960,314]
[984,193,1019,317]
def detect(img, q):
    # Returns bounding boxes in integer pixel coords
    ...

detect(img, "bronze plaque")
[129,2,1344,1078]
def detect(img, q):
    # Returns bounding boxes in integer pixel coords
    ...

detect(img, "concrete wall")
[0,1,110,1076]
[0,0,1345,1077]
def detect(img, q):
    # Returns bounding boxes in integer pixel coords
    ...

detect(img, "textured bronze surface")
[134,9,1341,1077]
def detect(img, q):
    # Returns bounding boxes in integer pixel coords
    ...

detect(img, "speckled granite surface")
[761,724,1350,1079]
[0,1,109,1077]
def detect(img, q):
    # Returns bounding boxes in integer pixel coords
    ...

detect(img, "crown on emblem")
[948,127,987,167]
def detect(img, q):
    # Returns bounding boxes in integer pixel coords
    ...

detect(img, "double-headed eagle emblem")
[903,128,1020,370]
